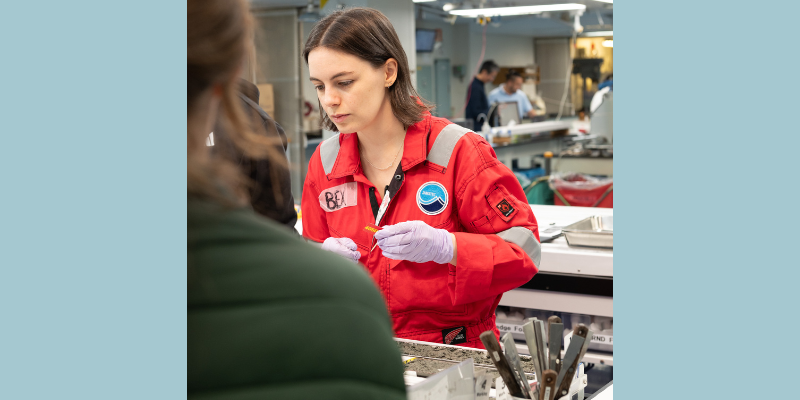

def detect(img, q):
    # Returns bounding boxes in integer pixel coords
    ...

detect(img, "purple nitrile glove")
[321,237,361,263]
[374,220,454,264]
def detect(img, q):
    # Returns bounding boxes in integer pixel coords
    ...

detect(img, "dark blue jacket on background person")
[465,77,489,130]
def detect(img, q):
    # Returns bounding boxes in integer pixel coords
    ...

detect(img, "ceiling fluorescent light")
[581,30,613,37]
[449,3,586,17]
[595,0,613,3]
[413,0,437,3]
[602,40,613,47]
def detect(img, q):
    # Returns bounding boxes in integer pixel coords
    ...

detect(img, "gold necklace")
[360,140,404,171]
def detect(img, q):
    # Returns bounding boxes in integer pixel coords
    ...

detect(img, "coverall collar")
[325,112,433,180]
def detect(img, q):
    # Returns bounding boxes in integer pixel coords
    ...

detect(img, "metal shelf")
[531,205,613,277]
[500,287,612,318]
[514,343,613,367]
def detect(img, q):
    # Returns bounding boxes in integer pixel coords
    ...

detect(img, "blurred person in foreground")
[464,60,499,130]
[187,0,406,398]
[211,78,297,228]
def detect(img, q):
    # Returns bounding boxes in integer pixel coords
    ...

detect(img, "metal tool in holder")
[533,320,548,373]
[502,333,533,399]
[546,316,563,373]
[496,364,587,400]
[562,215,613,248]
[522,319,545,395]
[397,319,594,400]
[481,331,527,398]
[538,370,557,400]
[555,325,589,398]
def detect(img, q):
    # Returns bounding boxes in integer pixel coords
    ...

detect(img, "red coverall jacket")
[302,112,540,348]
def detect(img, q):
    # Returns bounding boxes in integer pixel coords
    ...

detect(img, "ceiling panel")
[248,0,612,37]
[416,0,612,37]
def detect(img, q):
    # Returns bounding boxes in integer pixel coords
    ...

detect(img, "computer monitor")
[416,29,436,52]
[487,101,520,127]
[498,101,520,125]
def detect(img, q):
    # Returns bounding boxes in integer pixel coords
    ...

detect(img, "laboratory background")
[232,0,612,398]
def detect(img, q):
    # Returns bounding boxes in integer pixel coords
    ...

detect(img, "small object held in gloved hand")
[321,237,361,263]
[364,223,383,234]
[374,220,453,264]
[365,224,383,252]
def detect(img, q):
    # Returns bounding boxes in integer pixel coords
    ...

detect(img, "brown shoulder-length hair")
[188,0,284,206]
[302,7,433,131]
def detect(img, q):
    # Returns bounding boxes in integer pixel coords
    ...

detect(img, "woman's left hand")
[374,220,454,264]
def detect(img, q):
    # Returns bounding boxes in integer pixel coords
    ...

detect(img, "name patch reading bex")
[318,182,357,212]
[416,181,448,215]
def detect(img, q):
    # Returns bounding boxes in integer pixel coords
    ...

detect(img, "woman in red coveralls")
[301,8,541,349]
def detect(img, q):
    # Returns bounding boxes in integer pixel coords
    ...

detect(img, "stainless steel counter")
[500,205,613,318]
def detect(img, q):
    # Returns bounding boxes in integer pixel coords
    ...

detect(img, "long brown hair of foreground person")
[302,7,433,131]
[188,2,407,399]
[187,0,281,205]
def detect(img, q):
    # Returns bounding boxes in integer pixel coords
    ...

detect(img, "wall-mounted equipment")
[452,65,465,82]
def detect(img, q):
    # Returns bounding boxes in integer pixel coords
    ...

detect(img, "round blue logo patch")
[417,181,449,215]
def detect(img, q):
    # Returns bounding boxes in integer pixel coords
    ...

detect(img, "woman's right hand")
[321,237,361,263]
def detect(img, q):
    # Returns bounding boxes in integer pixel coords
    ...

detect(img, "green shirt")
[188,199,406,399]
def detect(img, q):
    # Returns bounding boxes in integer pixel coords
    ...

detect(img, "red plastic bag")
[549,173,613,208]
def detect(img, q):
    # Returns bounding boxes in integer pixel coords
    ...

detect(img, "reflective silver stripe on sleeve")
[319,134,341,175]
[496,227,542,267]
[427,123,471,167]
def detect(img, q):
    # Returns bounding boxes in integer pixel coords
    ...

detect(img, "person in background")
[211,78,297,228]
[302,8,540,349]
[488,69,537,121]
[570,108,591,134]
[464,60,499,130]
[187,0,406,398]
